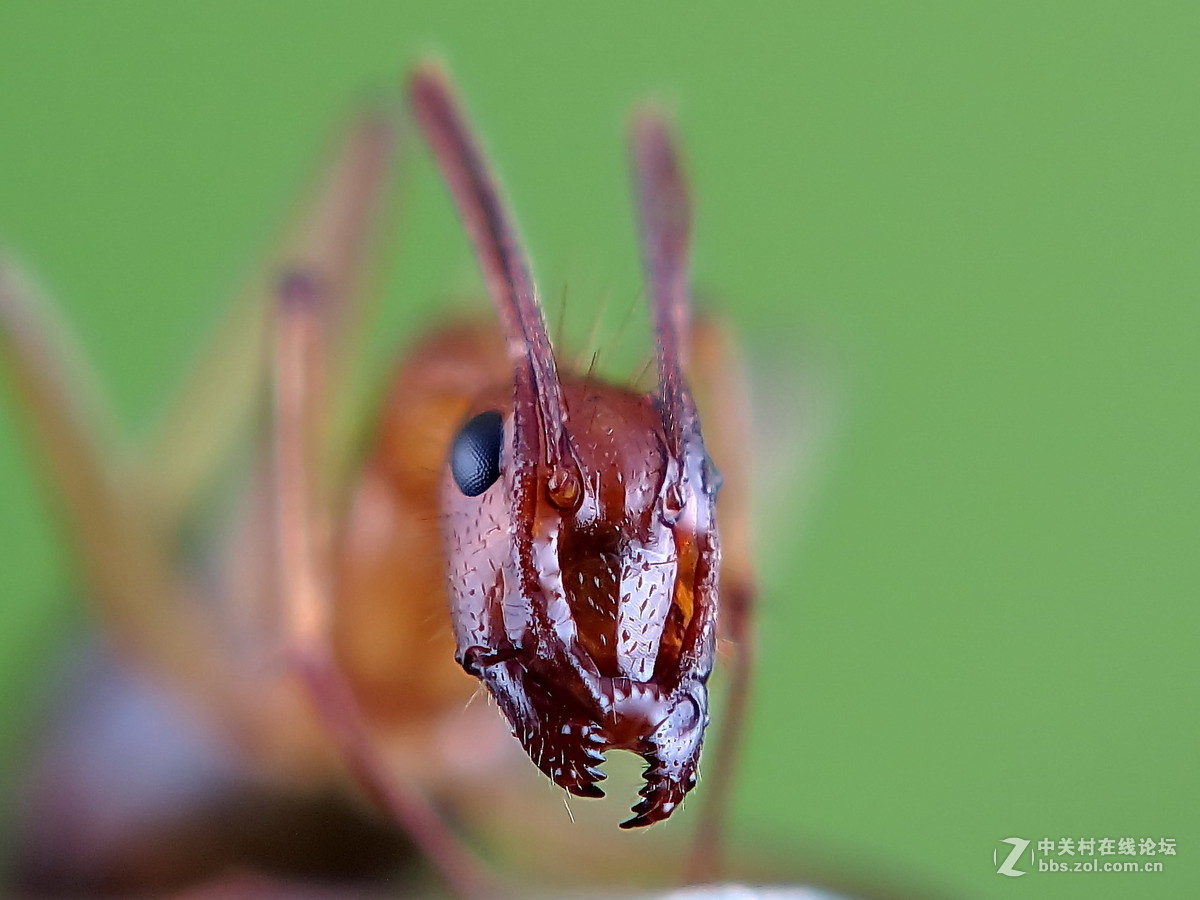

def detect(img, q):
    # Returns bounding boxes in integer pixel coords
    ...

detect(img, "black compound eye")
[450,410,504,497]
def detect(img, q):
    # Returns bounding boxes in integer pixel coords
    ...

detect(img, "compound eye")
[450,410,504,497]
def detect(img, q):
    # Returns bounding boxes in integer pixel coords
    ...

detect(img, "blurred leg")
[0,262,224,699]
[271,271,502,900]
[137,109,398,532]
[0,108,399,725]
[685,315,759,883]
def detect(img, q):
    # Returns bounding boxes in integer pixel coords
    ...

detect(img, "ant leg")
[270,272,502,900]
[0,262,226,700]
[684,315,759,883]
[137,109,398,533]
[1,109,398,720]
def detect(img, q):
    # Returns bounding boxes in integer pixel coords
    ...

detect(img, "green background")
[0,2,1195,898]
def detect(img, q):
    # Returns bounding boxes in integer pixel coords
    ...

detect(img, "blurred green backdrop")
[0,2,1196,898]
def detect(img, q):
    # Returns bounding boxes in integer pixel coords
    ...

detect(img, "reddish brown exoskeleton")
[413,72,726,826]
[1,63,755,898]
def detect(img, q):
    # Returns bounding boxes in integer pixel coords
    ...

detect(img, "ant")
[0,64,756,898]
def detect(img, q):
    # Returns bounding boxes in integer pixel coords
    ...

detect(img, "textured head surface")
[442,376,721,825]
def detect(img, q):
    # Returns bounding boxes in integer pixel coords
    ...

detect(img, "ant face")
[443,370,721,825]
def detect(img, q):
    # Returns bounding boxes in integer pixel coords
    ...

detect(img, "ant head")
[413,67,719,825]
